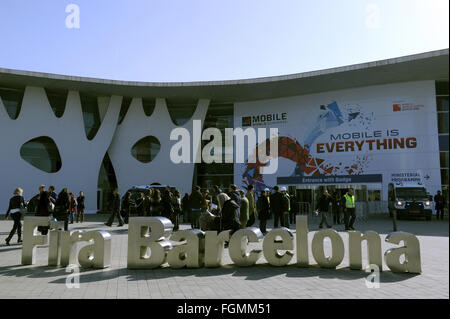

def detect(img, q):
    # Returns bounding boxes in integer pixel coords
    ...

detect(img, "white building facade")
[0,49,448,213]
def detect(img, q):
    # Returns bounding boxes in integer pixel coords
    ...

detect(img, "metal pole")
[392,209,398,232]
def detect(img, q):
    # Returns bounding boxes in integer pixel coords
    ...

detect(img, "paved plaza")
[0,214,448,299]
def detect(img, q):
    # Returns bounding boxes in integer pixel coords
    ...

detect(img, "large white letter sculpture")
[127,217,173,269]
[229,228,264,267]
[384,232,422,274]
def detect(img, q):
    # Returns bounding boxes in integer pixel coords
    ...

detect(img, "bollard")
[392,209,398,232]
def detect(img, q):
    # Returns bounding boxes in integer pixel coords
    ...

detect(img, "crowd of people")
[3,183,448,246]
[102,184,360,237]
[4,185,85,245]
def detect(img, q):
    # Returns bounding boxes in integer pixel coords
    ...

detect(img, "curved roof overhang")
[0,49,448,103]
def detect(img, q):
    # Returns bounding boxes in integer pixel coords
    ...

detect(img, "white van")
[388,182,432,221]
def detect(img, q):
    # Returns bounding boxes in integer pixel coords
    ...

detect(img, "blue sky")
[0,0,448,82]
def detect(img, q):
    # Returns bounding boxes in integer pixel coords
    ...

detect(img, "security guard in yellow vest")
[343,188,356,231]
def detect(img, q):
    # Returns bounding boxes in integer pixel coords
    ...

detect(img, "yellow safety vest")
[344,194,355,208]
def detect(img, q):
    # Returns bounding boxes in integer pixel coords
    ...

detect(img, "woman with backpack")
[4,187,27,245]
[54,188,71,231]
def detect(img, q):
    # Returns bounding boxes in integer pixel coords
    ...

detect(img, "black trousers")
[273,211,283,228]
[7,212,22,241]
[259,218,267,233]
[333,207,341,224]
[319,210,330,227]
[191,209,201,229]
[344,208,356,229]
[289,211,296,224]
[436,207,444,220]
[171,214,179,231]
[106,209,124,226]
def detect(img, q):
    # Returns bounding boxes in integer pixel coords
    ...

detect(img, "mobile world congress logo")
[393,103,424,112]
[242,112,288,127]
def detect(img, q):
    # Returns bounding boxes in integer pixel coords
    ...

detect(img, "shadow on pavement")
[37,263,418,285]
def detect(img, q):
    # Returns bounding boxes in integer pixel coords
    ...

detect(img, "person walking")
[4,188,27,245]
[142,190,152,217]
[121,192,131,222]
[135,192,145,216]
[48,185,57,214]
[54,188,71,231]
[218,193,241,247]
[239,189,249,228]
[161,189,174,220]
[332,191,342,225]
[69,193,77,224]
[151,190,162,216]
[181,193,190,223]
[246,185,257,227]
[76,191,85,223]
[211,185,222,206]
[316,189,333,229]
[172,190,182,231]
[257,188,271,234]
[190,186,203,229]
[434,190,445,220]
[270,186,284,228]
[344,188,356,231]
[36,185,51,235]
[288,192,297,225]
[228,184,241,218]
[105,188,124,227]
[280,187,291,228]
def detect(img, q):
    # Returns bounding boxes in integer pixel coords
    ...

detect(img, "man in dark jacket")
[36,185,51,235]
[316,189,332,228]
[105,188,124,227]
[190,186,203,229]
[270,186,284,228]
[48,186,57,212]
[257,188,271,234]
[228,184,241,218]
[434,190,445,220]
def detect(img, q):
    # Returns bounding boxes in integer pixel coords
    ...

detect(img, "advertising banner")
[234,81,441,200]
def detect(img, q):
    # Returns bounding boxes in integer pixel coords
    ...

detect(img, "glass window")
[131,136,161,163]
[45,88,67,117]
[437,97,449,112]
[436,81,449,96]
[441,152,449,169]
[0,85,24,119]
[97,153,118,211]
[80,93,101,140]
[142,98,155,117]
[438,112,449,134]
[20,136,62,173]
[441,169,449,186]
[166,100,197,126]
[118,97,132,124]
